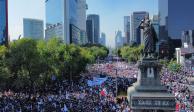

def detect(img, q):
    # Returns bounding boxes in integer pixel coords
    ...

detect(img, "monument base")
[127,58,175,112]
[128,84,175,112]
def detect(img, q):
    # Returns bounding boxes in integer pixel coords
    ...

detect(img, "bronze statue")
[139,16,158,57]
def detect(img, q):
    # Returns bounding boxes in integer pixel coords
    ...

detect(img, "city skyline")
[8,0,158,47]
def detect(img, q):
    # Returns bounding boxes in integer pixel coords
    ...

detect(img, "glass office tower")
[45,0,65,41]
[45,0,79,44]
[131,11,149,44]
[159,0,194,40]
[0,0,8,45]
[23,18,44,39]
[87,14,100,44]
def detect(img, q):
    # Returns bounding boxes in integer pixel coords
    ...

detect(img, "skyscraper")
[181,30,194,47]
[131,11,149,45]
[124,16,130,44]
[0,0,8,46]
[115,30,123,48]
[87,14,100,44]
[152,15,159,39]
[23,18,44,39]
[77,0,87,44]
[159,0,194,40]
[45,0,81,44]
[158,0,194,58]
[100,33,106,46]
[86,20,94,43]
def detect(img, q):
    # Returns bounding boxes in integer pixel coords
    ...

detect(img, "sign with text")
[132,99,176,108]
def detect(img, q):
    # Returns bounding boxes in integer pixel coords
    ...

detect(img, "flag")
[176,103,179,111]
[100,88,107,96]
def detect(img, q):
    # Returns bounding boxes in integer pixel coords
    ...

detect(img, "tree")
[0,46,10,90]
[120,45,143,62]
[0,37,108,92]
[7,38,43,92]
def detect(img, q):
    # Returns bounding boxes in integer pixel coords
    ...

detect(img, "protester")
[161,67,194,111]
[0,62,135,112]
[1,61,193,112]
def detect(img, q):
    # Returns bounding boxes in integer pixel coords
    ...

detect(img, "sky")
[8,0,158,48]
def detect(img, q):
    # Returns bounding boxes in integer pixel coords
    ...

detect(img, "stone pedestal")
[128,58,175,112]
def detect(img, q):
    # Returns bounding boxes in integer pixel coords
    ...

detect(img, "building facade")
[159,0,194,40]
[87,14,100,44]
[152,15,159,39]
[115,30,123,48]
[77,0,87,44]
[45,0,81,44]
[158,0,194,59]
[100,32,106,46]
[86,20,94,43]
[23,18,44,39]
[131,11,149,45]
[181,30,194,47]
[45,23,63,41]
[0,0,8,45]
[189,30,194,46]
[124,16,130,45]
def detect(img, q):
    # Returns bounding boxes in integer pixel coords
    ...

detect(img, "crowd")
[161,67,194,112]
[1,61,194,112]
[88,62,138,79]
[0,62,136,112]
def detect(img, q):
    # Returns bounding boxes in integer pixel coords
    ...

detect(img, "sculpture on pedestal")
[139,16,158,57]
[128,16,175,111]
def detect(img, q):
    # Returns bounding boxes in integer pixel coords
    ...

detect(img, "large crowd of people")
[161,67,194,112]
[88,62,138,79]
[0,60,194,112]
[0,62,136,112]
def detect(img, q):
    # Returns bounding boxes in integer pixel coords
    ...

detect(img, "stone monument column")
[127,17,175,112]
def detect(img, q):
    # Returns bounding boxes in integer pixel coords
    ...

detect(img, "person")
[139,15,158,57]
[62,104,68,112]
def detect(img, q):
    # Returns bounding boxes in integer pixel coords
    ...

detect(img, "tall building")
[100,33,106,46]
[158,0,194,59]
[115,30,123,48]
[86,20,94,43]
[152,15,159,39]
[45,0,81,44]
[77,0,87,44]
[131,11,149,45]
[45,23,63,41]
[181,30,194,47]
[0,0,8,46]
[87,14,100,44]
[124,16,130,44]
[189,30,194,46]
[23,18,44,39]
[159,0,194,40]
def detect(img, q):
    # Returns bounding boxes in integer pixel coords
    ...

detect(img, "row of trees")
[0,38,108,92]
[119,45,144,62]
[118,45,182,72]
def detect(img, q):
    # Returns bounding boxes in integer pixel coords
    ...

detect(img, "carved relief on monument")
[147,67,154,78]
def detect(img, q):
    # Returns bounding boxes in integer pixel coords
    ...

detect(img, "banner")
[87,77,108,86]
